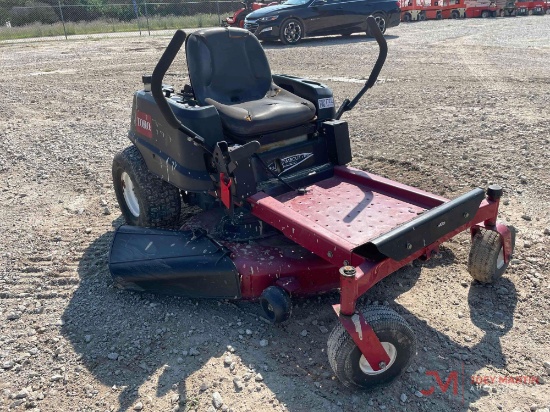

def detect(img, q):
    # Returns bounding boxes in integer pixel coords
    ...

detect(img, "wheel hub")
[374,16,386,33]
[121,172,140,217]
[359,342,397,375]
[496,247,505,269]
[285,23,301,43]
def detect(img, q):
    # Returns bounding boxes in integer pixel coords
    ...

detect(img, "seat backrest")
[186,28,272,106]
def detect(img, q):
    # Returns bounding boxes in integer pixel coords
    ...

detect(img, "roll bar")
[335,16,388,120]
[150,29,209,150]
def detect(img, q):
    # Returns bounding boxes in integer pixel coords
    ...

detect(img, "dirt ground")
[1,16,549,412]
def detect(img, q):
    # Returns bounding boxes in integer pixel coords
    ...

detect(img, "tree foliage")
[1,0,230,26]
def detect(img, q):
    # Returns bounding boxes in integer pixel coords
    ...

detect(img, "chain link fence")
[0,0,244,41]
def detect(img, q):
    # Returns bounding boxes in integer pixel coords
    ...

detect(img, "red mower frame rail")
[250,166,512,372]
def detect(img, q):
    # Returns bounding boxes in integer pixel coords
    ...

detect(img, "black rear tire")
[403,12,412,22]
[468,228,515,283]
[112,145,181,228]
[259,286,292,323]
[327,307,416,389]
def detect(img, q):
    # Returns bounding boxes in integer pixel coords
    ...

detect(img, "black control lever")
[335,16,388,120]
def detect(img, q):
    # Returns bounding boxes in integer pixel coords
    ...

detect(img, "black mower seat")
[185,27,316,139]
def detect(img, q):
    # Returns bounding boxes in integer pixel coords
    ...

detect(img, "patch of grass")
[0,14,221,41]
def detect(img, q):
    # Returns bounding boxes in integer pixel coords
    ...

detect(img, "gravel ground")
[1,16,550,412]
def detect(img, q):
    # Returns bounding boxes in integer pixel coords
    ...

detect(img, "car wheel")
[451,10,459,18]
[367,13,387,37]
[112,145,181,228]
[403,12,412,22]
[418,12,426,20]
[279,18,303,45]
[481,10,490,17]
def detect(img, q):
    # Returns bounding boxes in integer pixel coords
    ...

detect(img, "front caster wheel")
[112,145,182,228]
[327,307,416,389]
[259,286,292,323]
[468,228,515,283]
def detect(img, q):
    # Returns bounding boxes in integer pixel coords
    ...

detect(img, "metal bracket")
[471,222,514,264]
[275,277,300,294]
[220,173,232,210]
[332,304,390,372]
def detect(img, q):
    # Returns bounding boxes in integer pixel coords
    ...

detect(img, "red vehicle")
[422,0,445,19]
[400,0,424,20]
[223,0,278,28]
[517,0,548,13]
[442,0,467,17]
[465,1,500,17]
[531,0,547,13]
[401,0,466,20]
[515,0,533,14]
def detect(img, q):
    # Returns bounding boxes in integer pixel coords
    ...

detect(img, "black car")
[244,0,400,45]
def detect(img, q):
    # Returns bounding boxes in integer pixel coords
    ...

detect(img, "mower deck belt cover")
[109,225,240,299]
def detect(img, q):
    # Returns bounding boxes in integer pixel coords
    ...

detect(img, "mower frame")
[248,165,511,371]
[110,18,515,385]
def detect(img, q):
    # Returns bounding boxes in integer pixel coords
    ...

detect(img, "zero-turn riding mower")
[109,19,515,389]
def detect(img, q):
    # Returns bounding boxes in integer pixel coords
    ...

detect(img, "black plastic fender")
[109,225,241,299]
[354,188,485,261]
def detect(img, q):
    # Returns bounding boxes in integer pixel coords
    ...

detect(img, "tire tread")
[113,146,181,228]
[327,306,415,389]
[468,228,514,283]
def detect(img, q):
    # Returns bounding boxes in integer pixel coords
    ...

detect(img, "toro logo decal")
[136,110,152,139]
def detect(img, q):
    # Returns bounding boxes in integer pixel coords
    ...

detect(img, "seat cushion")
[206,84,316,137]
